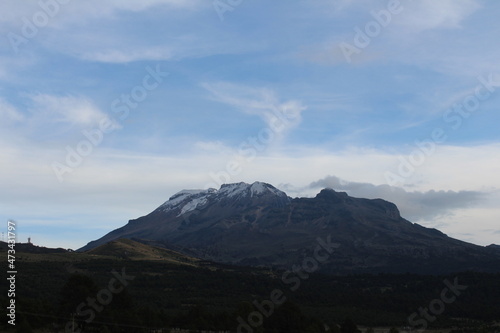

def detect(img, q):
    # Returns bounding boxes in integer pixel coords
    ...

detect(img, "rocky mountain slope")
[80,182,500,274]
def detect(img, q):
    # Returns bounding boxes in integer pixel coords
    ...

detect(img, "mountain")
[80,182,500,274]
[487,244,500,254]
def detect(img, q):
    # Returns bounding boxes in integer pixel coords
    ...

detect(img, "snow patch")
[180,196,209,215]
[250,182,268,196]
[218,182,250,198]
[171,189,208,199]
[161,188,214,212]
[159,182,287,215]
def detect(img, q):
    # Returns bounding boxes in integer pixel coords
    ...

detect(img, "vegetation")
[1,241,499,332]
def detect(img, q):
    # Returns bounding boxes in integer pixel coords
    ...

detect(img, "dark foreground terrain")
[1,239,499,333]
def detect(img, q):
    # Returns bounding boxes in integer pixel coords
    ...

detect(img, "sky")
[1,0,499,250]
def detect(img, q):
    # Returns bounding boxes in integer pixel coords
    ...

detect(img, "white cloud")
[194,140,232,154]
[202,82,306,136]
[101,0,204,11]
[29,94,117,127]
[394,0,480,32]
[0,0,205,26]
[304,0,486,72]
[324,0,480,32]
[80,48,174,63]
[2,138,499,248]
[0,0,215,65]
[0,98,24,123]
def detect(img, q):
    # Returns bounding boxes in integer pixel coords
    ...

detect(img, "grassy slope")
[1,239,499,331]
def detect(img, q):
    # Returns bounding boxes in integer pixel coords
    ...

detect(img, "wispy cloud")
[0,0,205,25]
[202,82,306,136]
[29,94,117,128]
[303,0,484,71]
[80,48,174,63]
[393,0,480,32]
[0,97,24,123]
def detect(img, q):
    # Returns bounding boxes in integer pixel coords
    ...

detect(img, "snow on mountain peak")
[179,196,209,215]
[218,182,283,198]
[160,182,288,215]
[160,188,215,212]
[218,182,250,197]
[250,182,266,196]
[171,189,210,199]
[250,181,283,197]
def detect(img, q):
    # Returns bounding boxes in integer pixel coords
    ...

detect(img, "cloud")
[0,0,205,26]
[202,82,306,136]
[394,0,481,32]
[100,0,204,11]
[308,175,485,222]
[29,94,118,128]
[0,98,24,123]
[1,137,499,247]
[80,48,174,63]
[0,0,216,65]
[325,0,480,32]
[194,141,232,154]
[303,0,484,70]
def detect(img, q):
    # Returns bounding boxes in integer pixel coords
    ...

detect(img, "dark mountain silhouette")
[80,182,500,274]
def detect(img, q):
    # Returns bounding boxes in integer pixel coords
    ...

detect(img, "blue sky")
[1,0,499,249]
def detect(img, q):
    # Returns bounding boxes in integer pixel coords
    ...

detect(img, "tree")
[266,300,306,332]
[59,274,99,314]
[15,318,33,333]
[58,274,99,331]
[340,318,361,333]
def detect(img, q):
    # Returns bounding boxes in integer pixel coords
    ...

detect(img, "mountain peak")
[218,181,285,198]
[317,188,349,199]
[158,182,290,216]
[80,181,500,274]
[160,188,215,214]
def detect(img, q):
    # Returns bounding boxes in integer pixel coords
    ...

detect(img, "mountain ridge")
[80,181,500,274]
